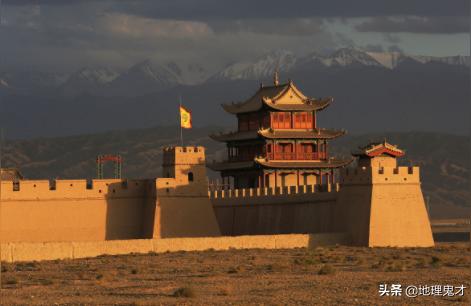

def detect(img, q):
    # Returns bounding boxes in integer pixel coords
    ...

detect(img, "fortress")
[0,77,434,262]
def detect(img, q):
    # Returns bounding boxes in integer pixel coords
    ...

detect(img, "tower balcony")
[226,152,328,163]
[266,152,327,160]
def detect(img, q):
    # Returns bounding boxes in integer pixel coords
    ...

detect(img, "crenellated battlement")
[208,183,340,200]
[162,146,205,166]
[340,166,420,185]
[0,178,156,201]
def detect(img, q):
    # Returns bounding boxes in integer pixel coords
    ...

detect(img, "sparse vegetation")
[431,256,442,267]
[15,261,39,272]
[172,286,196,298]
[5,277,18,285]
[318,264,335,275]
[39,279,54,286]
[0,243,468,305]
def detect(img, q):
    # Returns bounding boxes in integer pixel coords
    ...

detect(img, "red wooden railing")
[265,152,326,160]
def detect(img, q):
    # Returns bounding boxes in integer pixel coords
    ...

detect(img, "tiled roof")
[209,128,346,142]
[352,141,405,157]
[206,158,353,171]
[221,81,332,114]
[0,168,23,180]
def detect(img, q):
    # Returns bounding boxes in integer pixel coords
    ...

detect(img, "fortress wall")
[337,166,433,247]
[0,233,348,263]
[368,166,433,247]
[335,184,373,246]
[0,179,156,243]
[211,184,346,236]
[152,146,221,238]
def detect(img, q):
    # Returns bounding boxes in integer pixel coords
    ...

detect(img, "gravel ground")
[1,242,469,305]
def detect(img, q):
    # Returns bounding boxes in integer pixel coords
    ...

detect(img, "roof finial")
[274,68,279,86]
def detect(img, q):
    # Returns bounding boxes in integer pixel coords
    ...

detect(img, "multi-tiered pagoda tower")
[208,73,352,189]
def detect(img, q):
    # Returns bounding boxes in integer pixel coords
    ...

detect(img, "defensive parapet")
[0,178,156,242]
[209,183,340,199]
[340,166,420,185]
[337,141,434,247]
[210,183,343,236]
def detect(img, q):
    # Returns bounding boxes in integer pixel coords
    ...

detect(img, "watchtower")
[153,146,221,238]
[162,146,207,186]
[337,141,434,247]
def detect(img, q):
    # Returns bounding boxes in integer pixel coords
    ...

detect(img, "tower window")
[188,172,194,182]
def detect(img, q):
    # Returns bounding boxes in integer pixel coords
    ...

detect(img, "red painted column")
[296,169,300,188]
[274,170,277,188]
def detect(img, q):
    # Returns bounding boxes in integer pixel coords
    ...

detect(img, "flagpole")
[179,95,183,147]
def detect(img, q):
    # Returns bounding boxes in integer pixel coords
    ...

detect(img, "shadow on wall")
[155,172,221,238]
[104,180,156,240]
[307,232,350,247]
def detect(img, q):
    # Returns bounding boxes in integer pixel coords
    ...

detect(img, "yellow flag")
[180,106,192,129]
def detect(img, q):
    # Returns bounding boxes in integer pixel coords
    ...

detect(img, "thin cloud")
[355,16,469,34]
[99,13,214,39]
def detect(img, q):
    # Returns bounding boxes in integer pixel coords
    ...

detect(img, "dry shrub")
[415,257,427,268]
[15,262,39,272]
[218,285,234,296]
[264,264,273,271]
[385,261,405,272]
[5,277,18,285]
[227,266,239,274]
[39,279,54,286]
[318,264,335,275]
[431,256,442,268]
[172,286,196,298]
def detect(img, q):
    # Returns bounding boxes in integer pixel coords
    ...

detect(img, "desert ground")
[1,242,469,305]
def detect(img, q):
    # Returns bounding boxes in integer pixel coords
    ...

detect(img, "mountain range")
[0,47,469,138]
[1,48,468,96]
[1,127,468,219]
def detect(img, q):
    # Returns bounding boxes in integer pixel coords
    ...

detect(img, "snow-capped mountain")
[68,67,119,84]
[211,48,469,81]
[211,50,297,81]
[59,67,118,96]
[165,62,209,85]
[408,55,470,67]
[323,48,383,67]
[1,48,468,96]
[101,60,181,96]
[364,51,404,69]
[100,60,211,96]
[0,70,68,91]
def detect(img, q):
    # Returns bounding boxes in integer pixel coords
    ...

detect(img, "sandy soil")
[1,242,469,305]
